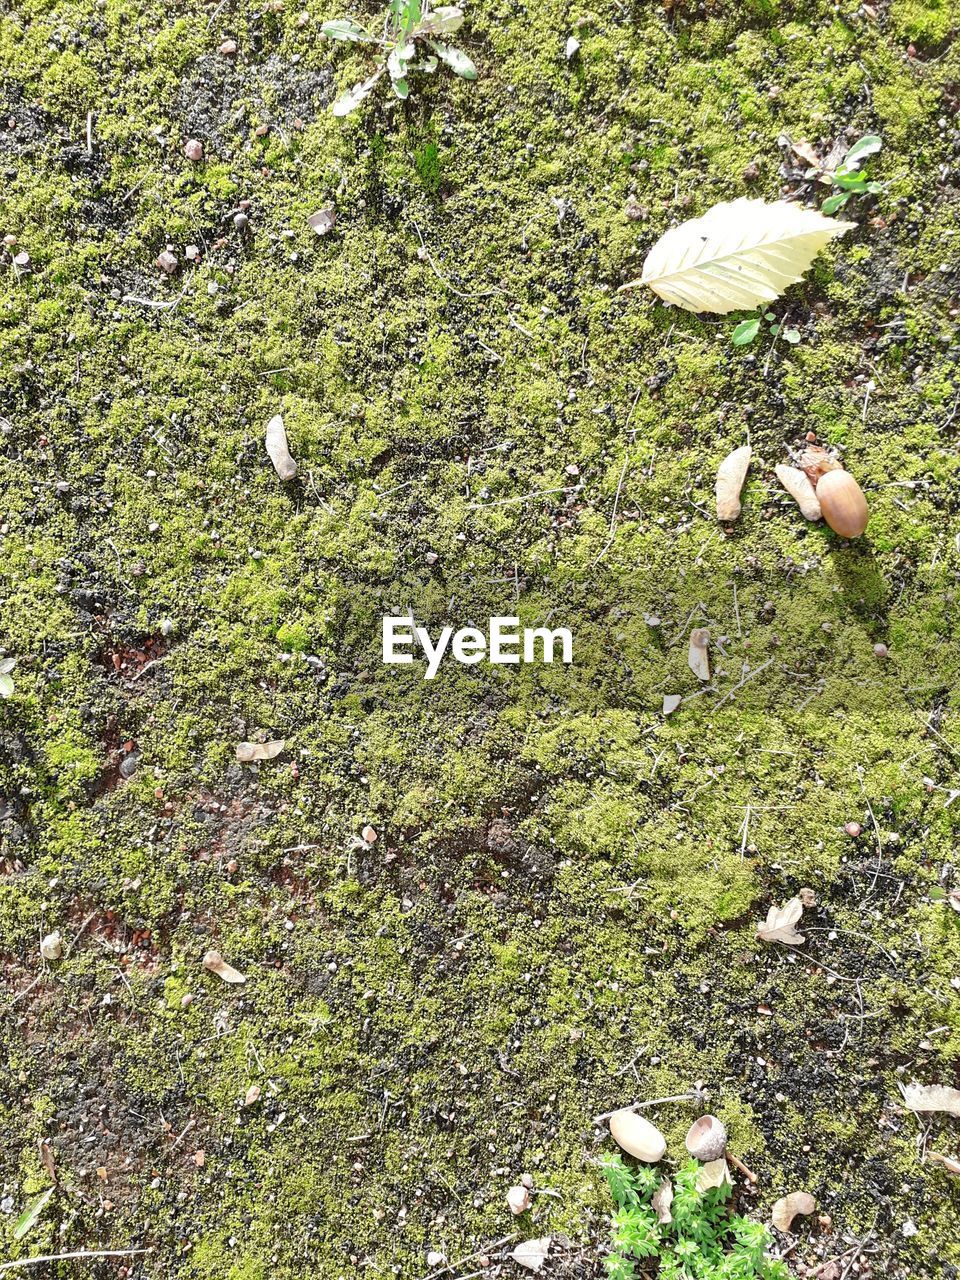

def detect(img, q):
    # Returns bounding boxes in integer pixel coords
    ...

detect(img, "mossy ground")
[1,0,960,1275]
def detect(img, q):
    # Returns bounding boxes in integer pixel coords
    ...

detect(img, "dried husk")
[688,628,711,681]
[716,445,752,521]
[202,950,247,984]
[771,1190,816,1232]
[775,464,821,521]
[265,414,298,481]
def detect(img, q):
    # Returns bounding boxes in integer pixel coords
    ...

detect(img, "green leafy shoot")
[731,312,800,348]
[13,1187,54,1242]
[601,1156,789,1280]
[322,2,476,115]
[822,134,883,214]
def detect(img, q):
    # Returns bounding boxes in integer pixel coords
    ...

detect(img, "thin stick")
[85,111,94,157]
[712,658,774,710]
[727,1151,758,1183]
[593,1090,703,1124]
[0,1249,153,1274]
[418,1234,518,1280]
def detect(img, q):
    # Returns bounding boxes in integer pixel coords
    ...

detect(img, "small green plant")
[322,2,477,116]
[731,312,800,348]
[821,135,883,214]
[601,1155,789,1280]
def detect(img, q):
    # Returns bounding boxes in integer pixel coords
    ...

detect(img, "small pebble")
[183,139,204,162]
[233,212,249,230]
[844,821,862,837]
[873,643,889,658]
[219,38,237,55]
[156,250,178,274]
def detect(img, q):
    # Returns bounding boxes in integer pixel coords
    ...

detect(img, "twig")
[467,485,578,510]
[593,1090,703,1124]
[711,658,774,709]
[727,1151,758,1183]
[418,1234,518,1280]
[85,111,94,157]
[411,222,503,300]
[0,1249,153,1274]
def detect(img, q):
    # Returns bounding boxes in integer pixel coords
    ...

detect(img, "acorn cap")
[685,1114,727,1162]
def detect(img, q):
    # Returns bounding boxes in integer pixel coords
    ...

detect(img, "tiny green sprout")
[822,134,883,214]
[0,656,15,699]
[600,1154,790,1280]
[731,313,801,348]
[322,2,477,117]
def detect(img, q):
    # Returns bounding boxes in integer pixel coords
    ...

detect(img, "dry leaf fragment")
[901,1082,960,1117]
[622,198,854,314]
[507,1183,531,1215]
[790,140,822,170]
[716,445,752,521]
[308,207,337,236]
[202,950,247,984]
[511,1237,551,1272]
[565,35,580,59]
[775,464,822,521]
[757,896,805,946]
[799,887,817,907]
[696,1158,731,1191]
[662,694,682,716]
[40,930,62,961]
[652,1177,674,1224]
[688,628,711,681]
[771,1191,816,1232]
[244,1084,262,1107]
[39,1139,57,1184]
[265,414,297,481]
[236,739,285,763]
[929,1152,960,1176]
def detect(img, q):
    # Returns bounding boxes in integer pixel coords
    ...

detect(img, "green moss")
[2,0,960,1273]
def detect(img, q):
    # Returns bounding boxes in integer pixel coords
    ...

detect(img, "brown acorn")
[816,469,869,538]
[799,447,869,539]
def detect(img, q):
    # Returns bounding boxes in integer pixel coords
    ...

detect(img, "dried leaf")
[652,1177,673,1224]
[790,140,822,170]
[757,896,805,946]
[696,1158,731,1191]
[511,1237,551,1272]
[307,206,337,236]
[244,1084,262,1107]
[771,1190,816,1232]
[662,694,682,716]
[202,950,247,984]
[716,445,751,521]
[39,1139,57,1184]
[565,35,580,59]
[929,1152,960,1176]
[901,1082,960,1117]
[265,414,297,481]
[236,739,285,763]
[14,1187,54,1242]
[688,628,710,681]
[775,464,822,521]
[622,198,854,314]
